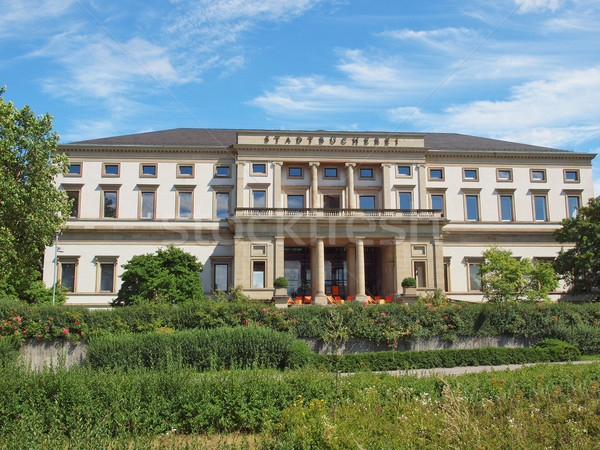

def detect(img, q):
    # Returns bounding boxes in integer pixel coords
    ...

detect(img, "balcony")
[235,208,443,219]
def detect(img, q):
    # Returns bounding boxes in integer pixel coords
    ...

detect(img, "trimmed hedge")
[3,299,600,352]
[87,326,297,371]
[316,339,580,372]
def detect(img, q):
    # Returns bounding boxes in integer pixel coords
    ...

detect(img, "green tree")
[0,86,71,298]
[479,246,558,302]
[554,197,600,295]
[113,244,205,306]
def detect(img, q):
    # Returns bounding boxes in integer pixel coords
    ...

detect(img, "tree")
[479,246,558,302]
[0,86,71,298]
[113,244,205,306]
[554,197,600,295]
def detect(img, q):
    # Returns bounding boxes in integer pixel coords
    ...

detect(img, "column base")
[354,294,368,303]
[314,294,328,305]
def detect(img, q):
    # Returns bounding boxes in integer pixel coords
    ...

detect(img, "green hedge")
[3,299,600,352]
[316,339,580,372]
[87,326,297,371]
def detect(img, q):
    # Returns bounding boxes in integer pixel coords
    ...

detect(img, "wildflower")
[381,313,385,316]
[74,321,79,325]
[262,308,266,312]
[416,320,420,324]
[62,328,69,334]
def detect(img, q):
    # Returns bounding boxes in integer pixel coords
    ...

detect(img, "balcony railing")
[235,208,443,218]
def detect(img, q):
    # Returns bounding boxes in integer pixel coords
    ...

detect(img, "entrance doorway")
[324,247,347,297]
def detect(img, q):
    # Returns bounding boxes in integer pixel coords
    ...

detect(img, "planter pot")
[274,287,288,297]
[402,286,417,296]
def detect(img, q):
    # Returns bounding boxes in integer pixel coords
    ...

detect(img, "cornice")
[427,149,596,160]
[59,144,233,154]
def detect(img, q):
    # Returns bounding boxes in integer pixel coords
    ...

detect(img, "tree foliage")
[0,86,71,297]
[479,246,558,302]
[113,244,205,306]
[554,197,600,295]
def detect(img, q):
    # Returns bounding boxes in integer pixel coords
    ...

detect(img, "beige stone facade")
[43,129,596,306]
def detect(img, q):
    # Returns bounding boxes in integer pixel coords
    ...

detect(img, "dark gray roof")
[68,128,570,153]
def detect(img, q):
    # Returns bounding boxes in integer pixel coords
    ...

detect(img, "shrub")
[285,340,316,369]
[274,277,289,288]
[402,277,416,288]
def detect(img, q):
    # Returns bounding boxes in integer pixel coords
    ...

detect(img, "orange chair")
[375,296,381,302]
[367,296,375,304]
[385,296,392,303]
[287,297,294,304]
[335,296,342,302]
[327,296,335,304]
[296,296,303,305]
[303,296,311,304]
[347,296,353,302]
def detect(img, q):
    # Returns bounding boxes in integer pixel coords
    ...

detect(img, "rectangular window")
[414,261,426,288]
[178,191,193,219]
[567,195,580,218]
[324,167,338,178]
[499,195,514,221]
[66,190,79,218]
[253,190,266,208]
[214,165,230,178]
[140,164,157,177]
[359,195,376,210]
[287,195,304,209]
[469,263,482,291]
[397,165,411,176]
[564,169,580,182]
[102,163,120,177]
[252,261,266,288]
[99,263,115,292]
[533,195,548,221]
[359,168,374,179]
[497,169,512,181]
[215,192,229,219]
[465,195,479,221]
[530,169,546,182]
[429,168,444,180]
[102,191,118,218]
[399,191,412,210]
[60,263,76,292]
[141,191,155,219]
[323,195,340,209]
[67,163,82,176]
[214,263,229,292]
[288,167,303,177]
[463,169,478,181]
[251,163,267,175]
[431,194,445,217]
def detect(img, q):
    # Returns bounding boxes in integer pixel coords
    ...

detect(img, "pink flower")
[74,321,79,325]
[262,308,266,312]
[416,320,420,324]
[465,302,469,305]
[62,328,69,334]
[381,313,385,316]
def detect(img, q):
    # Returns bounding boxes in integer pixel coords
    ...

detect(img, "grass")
[580,354,600,361]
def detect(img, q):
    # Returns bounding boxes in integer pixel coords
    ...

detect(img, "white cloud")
[389,66,600,149]
[515,0,563,13]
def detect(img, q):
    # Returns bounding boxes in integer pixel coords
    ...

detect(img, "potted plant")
[273,277,289,296]
[401,277,417,296]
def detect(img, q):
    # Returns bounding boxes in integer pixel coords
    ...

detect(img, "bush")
[286,339,316,369]
[274,277,289,288]
[316,340,580,372]
[402,277,416,288]
[87,326,297,371]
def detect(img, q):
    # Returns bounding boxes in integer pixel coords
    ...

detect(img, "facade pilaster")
[309,162,320,208]
[394,238,409,295]
[235,161,246,209]
[233,237,248,288]
[355,237,368,302]
[381,163,392,209]
[273,161,283,208]
[417,163,427,209]
[432,237,445,290]
[345,163,356,209]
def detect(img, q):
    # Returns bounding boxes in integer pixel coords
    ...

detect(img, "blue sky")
[2,0,599,193]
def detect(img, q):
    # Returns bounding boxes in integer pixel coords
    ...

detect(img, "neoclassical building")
[43,128,595,306]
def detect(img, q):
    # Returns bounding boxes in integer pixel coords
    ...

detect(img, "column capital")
[236,161,246,167]
[309,161,320,168]
[417,163,426,169]
[381,163,393,168]
[345,162,356,168]
[272,161,283,167]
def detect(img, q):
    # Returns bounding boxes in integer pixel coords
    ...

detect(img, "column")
[273,161,283,209]
[235,161,246,209]
[381,163,392,209]
[233,237,248,288]
[417,163,427,209]
[345,163,356,209]
[314,238,327,305]
[347,244,356,298]
[309,162,320,208]
[432,237,445,290]
[394,238,409,296]
[355,238,368,302]
[274,236,285,279]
